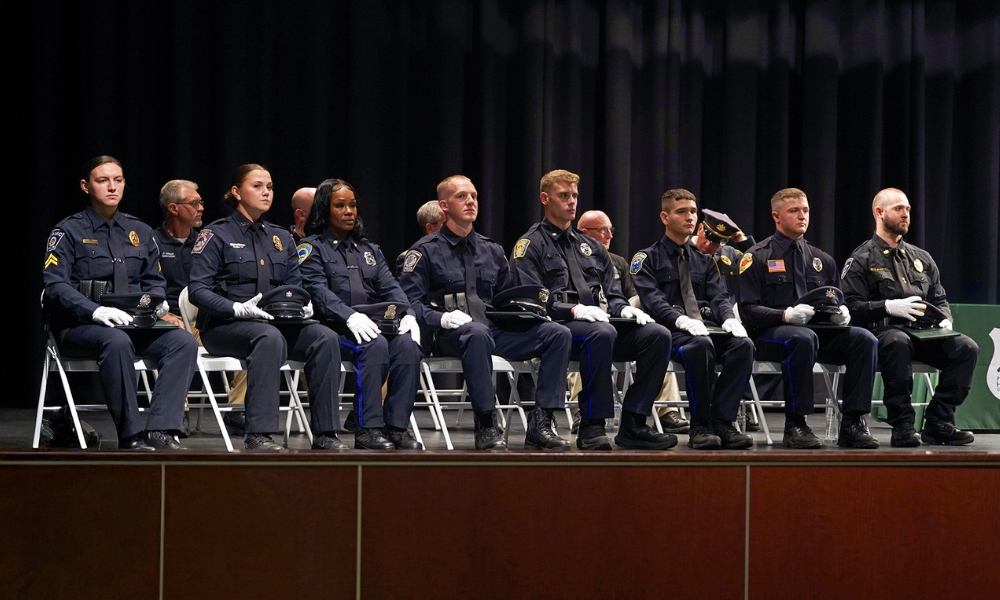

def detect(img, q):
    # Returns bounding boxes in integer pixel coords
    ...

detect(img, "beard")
[883,215,909,236]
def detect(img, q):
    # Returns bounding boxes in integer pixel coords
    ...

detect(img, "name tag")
[83,239,99,245]
[229,243,246,249]
[161,251,176,258]
[767,259,786,273]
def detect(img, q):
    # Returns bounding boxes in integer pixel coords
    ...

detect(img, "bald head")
[872,187,911,242]
[577,209,614,250]
[291,187,316,237]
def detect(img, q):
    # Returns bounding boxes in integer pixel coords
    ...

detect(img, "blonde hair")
[540,169,580,193]
[770,187,806,211]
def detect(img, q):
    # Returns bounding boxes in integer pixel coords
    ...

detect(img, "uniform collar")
[658,234,689,257]
[84,205,124,229]
[870,234,907,255]
[440,225,477,250]
[539,219,575,245]
[322,229,358,250]
[230,209,260,233]
[772,230,804,252]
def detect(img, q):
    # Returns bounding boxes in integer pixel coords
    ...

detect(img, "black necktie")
[677,245,702,320]
[342,244,369,306]
[560,236,595,305]
[892,247,917,297]
[790,240,808,300]
[106,222,130,294]
[461,240,488,323]
[250,224,270,295]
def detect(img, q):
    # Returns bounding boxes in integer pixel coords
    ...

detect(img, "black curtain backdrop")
[15,0,998,408]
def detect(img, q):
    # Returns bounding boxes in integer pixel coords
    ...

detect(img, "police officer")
[738,187,879,449]
[152,180,203,329]
[399,175,573,451]
[841,188,978,446]
[632,188,755,449]
[188,163,344,452]
[42,155,197,450]
[508,169,675,451]
[298,178,424,450]
[289,187,316,244]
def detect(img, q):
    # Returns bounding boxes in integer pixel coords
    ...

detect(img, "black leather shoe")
[343,410,359,433]
[386,427,423,450]
[920,419,974,446]
[355,427,395,450]
[890,422,922,448]
[178,412,190,439]
[712,419,753,449]
[312,432,350,451]
[473,411,507,451]
[745,411,760,432]
[614,412,678,450]
[223,412,246,436]
[837,416,880,449]
[577,418,613,451]
[244,433,283,451]
[145,430,183,450]
[525,408,571,451]
[658,410,691,434]
[118,434,155,451]
[782,423,822,449]
[687,423,722,449]
[570,410,581,435]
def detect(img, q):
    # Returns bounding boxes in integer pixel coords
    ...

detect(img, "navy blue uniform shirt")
[151,224,200,312]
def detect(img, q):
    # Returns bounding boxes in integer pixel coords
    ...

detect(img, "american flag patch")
[767,259,786,273]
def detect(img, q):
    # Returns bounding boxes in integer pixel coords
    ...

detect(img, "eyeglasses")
[175,200,204,207]
[581,226,614,235]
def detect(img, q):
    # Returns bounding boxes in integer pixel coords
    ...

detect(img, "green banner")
[951,304,1000,431]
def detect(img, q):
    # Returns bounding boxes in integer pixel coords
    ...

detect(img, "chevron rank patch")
[629,252,647,275]
[297,243,313,264]
[44,253,59,269]
[739,252,753,274]
[512,238,530,259]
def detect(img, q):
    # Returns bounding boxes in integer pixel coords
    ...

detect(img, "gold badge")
[720,255,732,266]
[716,223,726,232]
[812,257,823,272]
[913,258,923,273]
[825,288,836,299]
[883,249,890,255]
[739,252,753,274]
[538,288,550,303]
[384,304,397,319]
[273,235,283,251]
[129,230,140,247]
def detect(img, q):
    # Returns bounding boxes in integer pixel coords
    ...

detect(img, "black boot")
[920,418,974,446]
[838,415,880,449]
[474,411,507,451]
[525,407,571,451]
[576,418,613,451]
[687,421,722,449]
[614,411,677,450]
[890,422,921,447]
[711,419,753,449]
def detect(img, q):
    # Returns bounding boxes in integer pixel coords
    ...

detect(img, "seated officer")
[399,175,573,451]
[508,169,675,451]
[841,188,978,446]
[738,187,879,449]
[631,189,755,449]
[42,155,197,450]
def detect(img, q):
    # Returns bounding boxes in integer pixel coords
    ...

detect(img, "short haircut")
[871,187,905,216]
[660,188,696,212]
[436,175,470,201]
[540,169,580,193]
[416,200,444,228]
[770,187,806,211]
[159,179,198,213]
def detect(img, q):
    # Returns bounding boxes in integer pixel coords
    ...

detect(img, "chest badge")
[364,251,377,266]
[579,242,592,257]
[129,230,140,247]
[812,257,823,272]
[720,255,732,266]
[273,235,283,252]
[912,258,923,273]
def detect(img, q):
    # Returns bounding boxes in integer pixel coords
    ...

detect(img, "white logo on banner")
[989,328,1000,400]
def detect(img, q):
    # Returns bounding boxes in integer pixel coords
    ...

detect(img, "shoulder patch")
[191,229,214,255]
[297,242,313,264]
[840,257,854,280]
[629,252,647,275]
[738,252,754,274]
[402,250,422,273]
[46,229,65,252]
[512,238,531,259]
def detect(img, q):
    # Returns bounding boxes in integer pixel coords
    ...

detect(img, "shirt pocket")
[223,245,258,283]
[122,243,147,277]
[869,269,895,295]
[542,255,569,288]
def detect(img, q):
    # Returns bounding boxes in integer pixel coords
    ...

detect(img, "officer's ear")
[231,185,241,201]
[540,192,549,206]
[660,211,669,226]
[79,179,90,195]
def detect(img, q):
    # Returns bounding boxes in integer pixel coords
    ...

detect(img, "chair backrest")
[178,286,197,334]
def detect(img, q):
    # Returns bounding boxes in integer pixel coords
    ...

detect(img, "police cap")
[259,285,310,320]
[909,300,950,329]
[486,285,550,331]
[795,286,844,323]
[102,292,164,328]
[353,302,407,335]
[701,209,741,246]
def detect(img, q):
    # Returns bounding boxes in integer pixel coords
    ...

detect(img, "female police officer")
[297,178,424,450]
[187,164,345,451]
[42,155,198,450]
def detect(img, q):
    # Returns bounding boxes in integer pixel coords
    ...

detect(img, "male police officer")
[632,189,755,449]
[841,188,978,446]
[399,175,573,451]
[738,188,879,449]
[508,169,675,451]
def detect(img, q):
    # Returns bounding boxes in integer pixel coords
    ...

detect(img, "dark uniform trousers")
[434,320,571,413]
[671,332,754,422]
[876,328,978,426]
[340,333,424,430]
[56,324,197,439]
[201,320,341,434]
[753,325,877,418]
[566,320,672,420]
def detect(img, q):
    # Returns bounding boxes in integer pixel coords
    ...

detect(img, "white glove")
[399,314,421,345]
[675,315,709,336]
[830,305,851,326]
[346,311,381,343]
[92,306,133,327]
[884,296,924,321]
[154,300,169,319]
[302,301,314,319]
[232,293,273,320]
[439,310,473,330]
[619,306,652,325]
[573,304,609,322]
[783,304,815,324]
[940,319,953,331]
[722,317,747,338]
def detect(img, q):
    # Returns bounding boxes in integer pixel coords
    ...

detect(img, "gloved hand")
[829,305,851,326]
[302,301,314,319]
[399,314,421,345]
[675,315,709,336]
[154,300,169,319]
[573,304,609,322]
[940,319,953,331]
[439,310,473,330]
[233,294,273,320]
[884,296,924,321]
[722,317,748,338]
[92,306,133,327]
[346,311,380,343]
[619,306,652,325]
[783,304,815,324]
